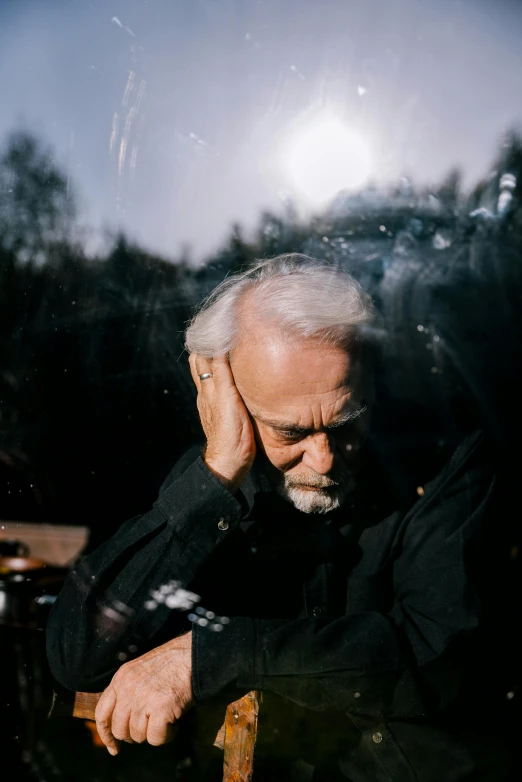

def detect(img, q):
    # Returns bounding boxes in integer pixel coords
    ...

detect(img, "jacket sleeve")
[192,431,494,719]
[46,449,243,692]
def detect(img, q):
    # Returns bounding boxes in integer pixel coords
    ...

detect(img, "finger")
[210,355,236,391]
[129,710,149,744]
[146,716,177,747]
[188,353,202,392]
[95,688,121,756]
[189,353,215,394]
[194,354,214,390]
[111,702,134,743]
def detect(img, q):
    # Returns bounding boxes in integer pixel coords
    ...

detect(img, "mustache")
[284,469,351,490]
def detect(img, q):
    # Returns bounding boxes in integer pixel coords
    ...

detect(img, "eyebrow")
[255,405,367,435]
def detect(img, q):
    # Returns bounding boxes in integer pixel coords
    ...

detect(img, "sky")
[1,0,522,261]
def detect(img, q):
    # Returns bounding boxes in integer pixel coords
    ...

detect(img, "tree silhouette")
[1,126,522,535]
[434,167,462,213]
[0,131,76,264]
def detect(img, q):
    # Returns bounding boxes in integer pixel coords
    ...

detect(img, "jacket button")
[353,691,361,699]
[372,731,383,744]
[217,518,229,531]
[312,606,322,617]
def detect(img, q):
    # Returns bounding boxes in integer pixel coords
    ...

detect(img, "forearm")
[192,607,474,719]
[193,431,492,718]
[46,456,242,691]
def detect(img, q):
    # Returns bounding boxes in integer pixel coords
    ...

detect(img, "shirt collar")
[236,455,272,520]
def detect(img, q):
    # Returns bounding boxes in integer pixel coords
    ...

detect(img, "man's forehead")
[231,333,356,386]
[231,329,352,374]
[231,334,365,423]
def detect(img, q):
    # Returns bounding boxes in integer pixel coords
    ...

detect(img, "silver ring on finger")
[199,373,213,380]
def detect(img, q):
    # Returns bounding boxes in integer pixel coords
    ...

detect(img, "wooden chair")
[49,689,260,782]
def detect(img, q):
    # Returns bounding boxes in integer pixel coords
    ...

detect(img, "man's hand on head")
[95,632,193,755]
[189,353,256,493]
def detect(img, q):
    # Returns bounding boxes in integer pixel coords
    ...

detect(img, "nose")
[301,432,336,475]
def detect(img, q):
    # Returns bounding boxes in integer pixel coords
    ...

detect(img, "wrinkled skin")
[191,330,370,495]
[95,633,192,755]
[97,330,370,753]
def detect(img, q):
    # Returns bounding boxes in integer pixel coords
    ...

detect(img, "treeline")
[1,129,522,543]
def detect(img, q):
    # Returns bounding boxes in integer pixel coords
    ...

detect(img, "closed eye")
[265,405,367,442]
[276,428,309,442]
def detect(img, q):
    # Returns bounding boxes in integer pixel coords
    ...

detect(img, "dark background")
[1,1,522,780]
[2,128,522,541]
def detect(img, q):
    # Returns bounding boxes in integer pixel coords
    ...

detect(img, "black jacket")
[46,430,514,781]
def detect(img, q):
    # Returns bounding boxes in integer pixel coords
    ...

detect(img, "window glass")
[1,2,521,780]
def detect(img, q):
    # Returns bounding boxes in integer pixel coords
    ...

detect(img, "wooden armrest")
[220,690,259,782]
[49,689,259,781]
[72,690,102,720]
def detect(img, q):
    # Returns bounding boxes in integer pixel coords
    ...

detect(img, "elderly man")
[46,254,511,781]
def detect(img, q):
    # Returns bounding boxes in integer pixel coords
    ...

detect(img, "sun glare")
[280,111,373,205]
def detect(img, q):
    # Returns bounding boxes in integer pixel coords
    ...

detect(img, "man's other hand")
[189,353,256,492]
[95,632,193,755]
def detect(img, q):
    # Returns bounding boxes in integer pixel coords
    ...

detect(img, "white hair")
[185,253,375,356]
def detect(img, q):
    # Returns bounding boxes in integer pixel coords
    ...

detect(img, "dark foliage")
[1,129,522,552]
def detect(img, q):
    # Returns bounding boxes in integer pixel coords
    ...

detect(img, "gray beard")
[272,469,355,515]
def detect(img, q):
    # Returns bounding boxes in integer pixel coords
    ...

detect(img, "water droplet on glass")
[469,207,495,221]
[499,173,516,190]
[498,191,513,214]
[433,231,452,250]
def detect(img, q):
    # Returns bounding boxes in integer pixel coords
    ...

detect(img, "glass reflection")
[1,1,521,780]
